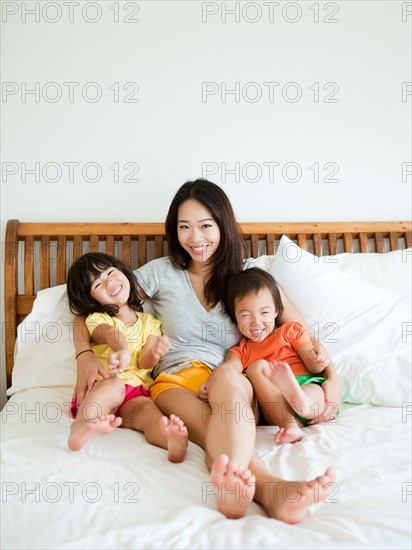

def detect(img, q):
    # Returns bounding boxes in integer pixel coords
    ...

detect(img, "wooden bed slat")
[359,232,368,253]
[405,231,412,249]
[328,233,337,255]
[122,236,131,268]
[40,236,50,289]
[248,234,257,258]
[73,236,82,260]
[4,219,411,390]
[89,235,99,253]
[374,232,384,253]
[343,233,352,253]
[155,236,164,259]
[24,236,35,295]
[313,233,322,256]
[106,236,115,256]
[389,232,399,251]
[57,236,67,285]
[266,234,275,256]
[138,236,147,266]
[297,233,307,251]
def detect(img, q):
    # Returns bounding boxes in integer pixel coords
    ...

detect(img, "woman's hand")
[309,341,332,369]
[307,373,341,425]
[73,351,108,406]
[198,382,209,401]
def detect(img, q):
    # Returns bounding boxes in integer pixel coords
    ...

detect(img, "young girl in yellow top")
[67,252,188,462]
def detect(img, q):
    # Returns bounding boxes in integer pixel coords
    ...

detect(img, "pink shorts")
[70,382,150,419]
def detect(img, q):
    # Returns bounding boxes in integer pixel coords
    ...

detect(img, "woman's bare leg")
[250,454,336,523]
[154,375,336,521]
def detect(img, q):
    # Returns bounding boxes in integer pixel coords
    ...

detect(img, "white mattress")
[1,386,411,549]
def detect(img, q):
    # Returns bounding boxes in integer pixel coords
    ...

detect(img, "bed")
[2,219,412,550]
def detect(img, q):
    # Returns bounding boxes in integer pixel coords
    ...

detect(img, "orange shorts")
[149,361,212,402]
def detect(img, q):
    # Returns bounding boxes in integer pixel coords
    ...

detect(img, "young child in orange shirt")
[225,267,334,444]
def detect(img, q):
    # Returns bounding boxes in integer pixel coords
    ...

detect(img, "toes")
[159,416,168,428]
[211,455,229,478]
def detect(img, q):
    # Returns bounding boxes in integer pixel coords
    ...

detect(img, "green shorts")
[294,374,326,426]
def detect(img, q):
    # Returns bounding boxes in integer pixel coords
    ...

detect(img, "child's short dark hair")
[67,252,143,316]
[226,267,284,325]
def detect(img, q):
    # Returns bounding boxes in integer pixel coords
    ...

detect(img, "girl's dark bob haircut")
[165,178,245,307]
[67,252,143,317]
[226,267,284,325]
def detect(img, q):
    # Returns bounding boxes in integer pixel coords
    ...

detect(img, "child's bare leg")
[247,361,304,444]
[119,397,188,463]
[262,361,325,419]
[68,377,125,451]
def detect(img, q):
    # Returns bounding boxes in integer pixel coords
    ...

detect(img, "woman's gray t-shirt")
[135,257,240,378]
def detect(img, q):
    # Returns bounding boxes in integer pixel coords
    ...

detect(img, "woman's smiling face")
[177,199,221,265]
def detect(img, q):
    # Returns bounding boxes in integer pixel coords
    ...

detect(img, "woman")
[73,179,340,521]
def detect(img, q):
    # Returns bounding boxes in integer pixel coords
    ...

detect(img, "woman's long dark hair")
[165,179,245,308]
[67,252,143,316]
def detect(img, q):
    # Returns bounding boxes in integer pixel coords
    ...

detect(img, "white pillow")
[7,285,77,396]
[332,250,412,299]
[268,236,411,406]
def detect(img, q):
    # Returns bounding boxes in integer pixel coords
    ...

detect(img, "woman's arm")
[73,316,108,405]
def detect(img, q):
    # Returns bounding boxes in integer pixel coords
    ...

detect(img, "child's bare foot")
[211,454,256,519]
[264,467,337,523]
[263,361,314,418]
[68,415,122,451]
[275,425,305,444]
[159,414,188,463]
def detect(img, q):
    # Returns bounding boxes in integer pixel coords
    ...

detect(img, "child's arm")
[91,323,131,375]
[138,335,171,371]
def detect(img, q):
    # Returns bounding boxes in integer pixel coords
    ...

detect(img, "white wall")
[1,0,411,403]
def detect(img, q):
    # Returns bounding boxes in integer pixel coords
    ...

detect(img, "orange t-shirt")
[229,321,312,376]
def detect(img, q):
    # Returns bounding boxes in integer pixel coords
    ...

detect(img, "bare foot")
[68,415,122,451]
[263,361,314,418]
[211,454,256,519]
[159,414,188,463]
[265,467,337,523]
[275,425,305,444]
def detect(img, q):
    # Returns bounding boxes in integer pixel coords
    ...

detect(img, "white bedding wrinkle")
[1,387,411,550]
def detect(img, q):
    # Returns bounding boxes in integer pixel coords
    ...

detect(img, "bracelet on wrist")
[75,349,94,360]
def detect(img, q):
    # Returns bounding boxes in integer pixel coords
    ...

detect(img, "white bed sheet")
[1,386,411,550]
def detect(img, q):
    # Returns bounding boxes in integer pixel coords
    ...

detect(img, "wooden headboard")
[4,220,412,388]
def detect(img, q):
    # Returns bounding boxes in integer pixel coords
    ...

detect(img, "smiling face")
[234,286,278,343]
[89,266,131,308]
[177,198,221,266]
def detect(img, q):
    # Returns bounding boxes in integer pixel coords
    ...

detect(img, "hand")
[309,341,331,369]
[307,377,341,425]
[198,382,209,401]
[107,348,131,375]
[73,351,108,406]
[149,335,171,362]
